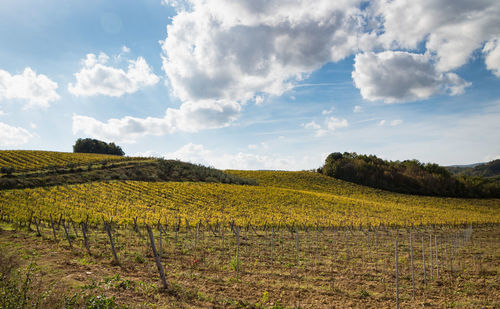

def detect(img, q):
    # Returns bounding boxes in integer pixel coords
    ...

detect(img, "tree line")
[319,152,500,198]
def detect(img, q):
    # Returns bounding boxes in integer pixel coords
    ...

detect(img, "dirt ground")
[1,222,499,308]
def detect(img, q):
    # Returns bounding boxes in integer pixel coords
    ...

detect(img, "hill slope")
[318,152,500,198]
[2,170,499,228]
[0,150,134,171]
[446,159,500,179]
[0,150,255,189]
[1,150,498,228]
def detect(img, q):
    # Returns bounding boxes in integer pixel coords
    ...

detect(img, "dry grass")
[1,222,499,308]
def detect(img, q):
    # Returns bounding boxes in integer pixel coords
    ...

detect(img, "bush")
[73,138,124,156]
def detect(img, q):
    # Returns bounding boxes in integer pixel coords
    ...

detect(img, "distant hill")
[0,150,255,190]
[446,160,500,180]
[319,152,500,198]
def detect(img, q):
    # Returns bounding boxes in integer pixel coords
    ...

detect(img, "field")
[1,171,499,227]
[1,151,499,308]
[0,150,143,172]
[1,220,499,308]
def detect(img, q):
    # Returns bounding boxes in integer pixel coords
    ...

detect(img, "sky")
[1,0,499,170]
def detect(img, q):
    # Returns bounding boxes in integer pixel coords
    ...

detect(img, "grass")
[1,221,499,308]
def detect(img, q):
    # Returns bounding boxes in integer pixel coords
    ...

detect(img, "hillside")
[319,152,500,198]
[2,170,499,228]
[446,159,500,179]
[1,150,500,308]
[0,150,255,189]
[0,150,134,171]
[1,150,499,227]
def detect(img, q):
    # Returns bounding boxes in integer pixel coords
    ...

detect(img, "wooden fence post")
[34,217,41,237]
[146,225,168,290]
[105,222,119,265]
[430,234,433,280]
[435,235,439,278]
[236,226,240,280]
[271,226,274,268]
[410,230,415,300]
[422,235,426,284]
[296,225,299,267]
[50,214,57,242]
[62,219,72,248]
[395,239,399,309]
[81,222,91,255]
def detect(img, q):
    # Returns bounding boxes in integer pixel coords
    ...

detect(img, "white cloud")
[302,120,328,136]
[378,120,386,126]
[72,99,240,142]
[254,95,264,105]
[164,143,321,170]
[483,38,500,77]
[353,105,362,113]
[322,107,335,115]
[0,110,4,116]
[325,117,348,131]
[68,52,159,97]
[0,122,33,146]
[303,117,348,136]
[302,121,321,130]
[155,0,500,131]
[160,0,375,105]
[390,119,403,126]
[374,0,500,72]
[121,46,130,53]
[0,67,60,108]
[352,51,471,103]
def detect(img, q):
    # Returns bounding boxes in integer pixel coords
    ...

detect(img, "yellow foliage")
[1,170,499,227]
[0,150,133,171]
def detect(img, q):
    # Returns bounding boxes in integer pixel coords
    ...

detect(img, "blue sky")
[1,0,499,170]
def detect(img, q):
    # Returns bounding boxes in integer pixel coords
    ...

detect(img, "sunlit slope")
[227,170,380,196]
[227,170,500,213]
[2,173,499,227]
[0,150,137,171]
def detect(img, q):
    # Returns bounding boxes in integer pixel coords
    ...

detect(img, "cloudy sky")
[1,0,499,170]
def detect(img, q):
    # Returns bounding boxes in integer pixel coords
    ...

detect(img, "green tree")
[73,138,125,156]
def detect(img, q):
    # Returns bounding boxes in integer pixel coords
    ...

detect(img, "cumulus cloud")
[353,105,362,113]
[75,1,500,140]
[68,52,159,97]
[0,67,59,108]
[72,99,240,142]
[302,121,320,130]
[158,0,500,118]
[303,117,348,136]
[164,143,321,170]
[0,122,33,146]
[322,107,335,115]
[160,0,376,105]
[352,51,471,103]
[325,117,348,131]
[483,38,500,77]
[374,0,500,72]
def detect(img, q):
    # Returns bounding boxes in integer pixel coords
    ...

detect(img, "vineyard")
[1,172,499,227]
[0,151,499,308]
[0,150,142,172]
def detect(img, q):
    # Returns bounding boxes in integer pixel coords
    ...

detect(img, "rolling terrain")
[1,150,499,308]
